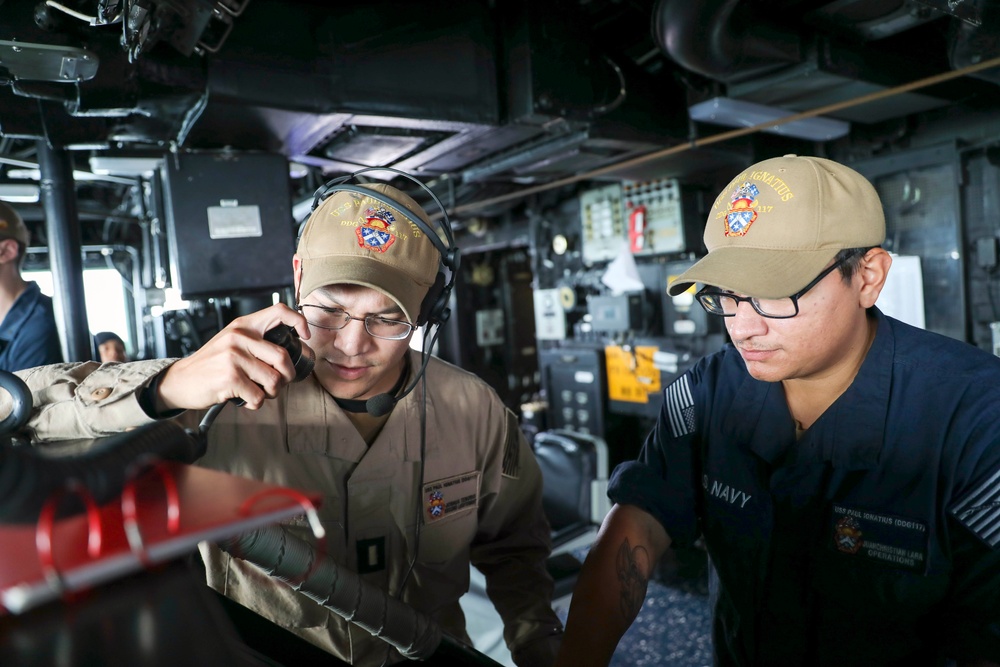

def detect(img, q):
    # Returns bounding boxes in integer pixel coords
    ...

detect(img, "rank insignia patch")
[725,181,759,237]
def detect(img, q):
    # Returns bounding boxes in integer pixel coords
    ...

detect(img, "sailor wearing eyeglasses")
[555,155,1000,667]
[14,181,563,666]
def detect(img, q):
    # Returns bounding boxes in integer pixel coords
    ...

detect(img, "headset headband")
[307,167,461,326]
[311,167,457,269]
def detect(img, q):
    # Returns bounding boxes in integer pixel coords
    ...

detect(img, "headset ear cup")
[418,272,450,326]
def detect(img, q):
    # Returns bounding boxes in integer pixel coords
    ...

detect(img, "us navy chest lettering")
[703,475,753,508]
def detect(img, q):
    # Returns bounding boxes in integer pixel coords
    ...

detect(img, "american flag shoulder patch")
[951,466,1000,549]
[665,374,696,439]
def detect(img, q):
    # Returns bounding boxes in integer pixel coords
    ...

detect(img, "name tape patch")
[829,504,928,573]
[423,471,480,523]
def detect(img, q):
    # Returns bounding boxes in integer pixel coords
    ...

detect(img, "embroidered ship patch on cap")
[355,205,397,252]
[725,182,759,237]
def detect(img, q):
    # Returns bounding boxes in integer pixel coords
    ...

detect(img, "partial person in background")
[554,155,1000,667]
[0,201,62,371]
[94,331,128,363]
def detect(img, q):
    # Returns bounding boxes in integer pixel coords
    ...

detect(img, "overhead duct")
[654,0,963,124]
[652,0,802,83]
[192,0,690,186]
[945,0,1000,86]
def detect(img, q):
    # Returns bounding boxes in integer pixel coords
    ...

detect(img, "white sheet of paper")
[878,254,925,329]
[601,245,645,294]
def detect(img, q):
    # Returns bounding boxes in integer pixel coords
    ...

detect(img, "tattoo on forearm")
[615,538,650,620]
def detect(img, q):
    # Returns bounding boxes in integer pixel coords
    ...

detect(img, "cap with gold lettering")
[668,155,885,298]
[296,183,440,324]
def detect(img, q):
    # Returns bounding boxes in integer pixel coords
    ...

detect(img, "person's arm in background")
[553,503,670,667]
[14,304,309,442]
[16,358,177,440]
[554,364,706,667]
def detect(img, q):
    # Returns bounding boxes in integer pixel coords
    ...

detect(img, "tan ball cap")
[296,183,441,324]
[668,155,886,298]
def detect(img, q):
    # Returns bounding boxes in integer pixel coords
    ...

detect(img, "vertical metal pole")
[36,141,91,362]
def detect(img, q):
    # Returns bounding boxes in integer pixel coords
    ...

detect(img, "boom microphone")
[365,393,397,418]
[365,348,435,417]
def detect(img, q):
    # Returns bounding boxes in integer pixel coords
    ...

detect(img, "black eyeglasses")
[696,251,863,319]
[297,304,415,340]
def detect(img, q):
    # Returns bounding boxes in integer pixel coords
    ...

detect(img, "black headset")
[307,167,461,327]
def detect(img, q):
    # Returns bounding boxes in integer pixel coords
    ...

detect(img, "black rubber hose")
[219,524,442,660]
[0,370,32,436]
[0,420,207,524]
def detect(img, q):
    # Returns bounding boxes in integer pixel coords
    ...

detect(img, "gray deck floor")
[461,546,713,666]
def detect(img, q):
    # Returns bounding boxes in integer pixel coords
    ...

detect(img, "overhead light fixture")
[89,155,163,176]
[0,184,40,203]
[688,97,850,142]
[462,130,590,182]
[5,167,129,183]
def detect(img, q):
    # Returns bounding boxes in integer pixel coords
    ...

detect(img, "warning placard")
[605,345,660,403]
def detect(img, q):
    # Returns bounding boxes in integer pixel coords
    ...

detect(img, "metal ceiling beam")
[439,53,1000,220]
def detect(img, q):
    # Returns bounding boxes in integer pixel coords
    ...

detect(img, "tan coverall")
[16,350,563,666]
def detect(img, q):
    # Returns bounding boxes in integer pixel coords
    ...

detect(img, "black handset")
[263,324,315,381]
[231,325,315,406]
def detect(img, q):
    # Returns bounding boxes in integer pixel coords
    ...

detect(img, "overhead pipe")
[0,154,135,185]
[651,0,801,83]
[36,141,92,362]
[437,53,1000,220]
[949,0,1000,85]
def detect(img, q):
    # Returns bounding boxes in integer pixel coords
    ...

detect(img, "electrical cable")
[379,324,436,667]
[45,0,122,26]
[434,53,1000,220]
[591,56,627,115]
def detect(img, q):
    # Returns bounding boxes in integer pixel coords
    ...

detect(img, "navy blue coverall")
[0,281,62,372]
[609,308,1000,666]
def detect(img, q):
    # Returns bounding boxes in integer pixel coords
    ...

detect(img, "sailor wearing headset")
[15,175,564,666]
